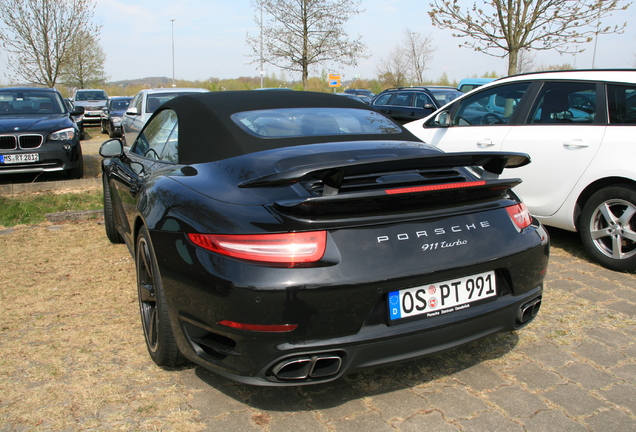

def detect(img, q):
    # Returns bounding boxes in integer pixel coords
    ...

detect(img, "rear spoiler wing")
[239,151,530,191]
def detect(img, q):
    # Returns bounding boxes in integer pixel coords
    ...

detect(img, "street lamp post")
[259,6,264,88]
[171,19,176,86]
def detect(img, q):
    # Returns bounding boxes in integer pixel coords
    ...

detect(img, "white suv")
[72,89,108,125]
[405,70,636,272]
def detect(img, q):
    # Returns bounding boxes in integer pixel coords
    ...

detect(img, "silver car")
[121,88,209,146]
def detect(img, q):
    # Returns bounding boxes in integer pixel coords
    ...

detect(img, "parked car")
[344,88,374,98]
[371,86,463,124]
[457,78,496,93]
[99,90,548,385]
[357,95,372,105]
[71,89,108,126]
[405,69,636,272]
[64,98,85,140]
[101,96,133,138]
[0,87,84,178]
[121,88,209,146]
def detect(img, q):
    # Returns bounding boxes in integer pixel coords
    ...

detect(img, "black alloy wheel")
[136,225,185,366]
[580,185,636,272]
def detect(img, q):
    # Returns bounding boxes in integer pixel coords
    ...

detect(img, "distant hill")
[108,77,174,87]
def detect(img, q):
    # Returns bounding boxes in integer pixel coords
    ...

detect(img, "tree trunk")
[302,65,309,90]
[507,47,519,76]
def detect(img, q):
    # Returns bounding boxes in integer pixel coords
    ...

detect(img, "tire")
[102,173,124,244]
[580,185,636,272]
[66,146,84,179]
[108,122,117,138]
[136,225,186,366]
[101,122,107,134]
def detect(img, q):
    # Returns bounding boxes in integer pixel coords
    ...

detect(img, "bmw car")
[99,91,549,386]
[0,87,85,178]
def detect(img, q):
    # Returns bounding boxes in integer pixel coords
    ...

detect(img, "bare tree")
[376,48,410,88]
[247,0,367,90]
[429,0,630,76]
[376,29,436,87]
[63,30,108,88]
[516,48,536,74]
[0,0,100,87]
[402,30,436,85]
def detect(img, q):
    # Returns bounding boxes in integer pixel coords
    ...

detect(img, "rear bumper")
[179,286,542,386]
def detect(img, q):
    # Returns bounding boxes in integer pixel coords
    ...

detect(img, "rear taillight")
[188,231,327,264]
[385,181,487,195]
[217,320,298,332]
[506,202,532,230]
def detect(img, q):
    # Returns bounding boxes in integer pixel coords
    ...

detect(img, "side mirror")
[125,106,139,116]
[434,111,451,127]
[71,106,85,116]
[99,139,124,158]
[423,103,435,110]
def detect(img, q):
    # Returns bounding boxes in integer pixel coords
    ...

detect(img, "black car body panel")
[101,90,549,385]
[0,87,83,177]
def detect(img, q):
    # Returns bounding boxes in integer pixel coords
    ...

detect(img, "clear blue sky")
[19,0,636,84]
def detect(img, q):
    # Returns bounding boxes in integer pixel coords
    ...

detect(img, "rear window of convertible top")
[231,107,402,138]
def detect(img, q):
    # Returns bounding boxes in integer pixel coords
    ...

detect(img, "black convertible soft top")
[159,90,421,165]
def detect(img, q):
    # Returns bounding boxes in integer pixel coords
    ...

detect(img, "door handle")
[476,139,495,148]
[563,140,589,149]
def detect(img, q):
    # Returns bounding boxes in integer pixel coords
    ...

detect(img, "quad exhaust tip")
[517,297,541,324]
[272,354,343,380]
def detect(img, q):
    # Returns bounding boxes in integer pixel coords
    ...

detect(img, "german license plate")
[388,271,496,321]
[0,153,39,164]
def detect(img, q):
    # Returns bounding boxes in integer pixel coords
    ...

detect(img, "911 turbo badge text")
[376,221,491,244]
[421,239,468,252]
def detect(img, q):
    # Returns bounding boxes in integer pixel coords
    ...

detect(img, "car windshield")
[75,91,107,101]
[110,99,130,110]
[232,108,402,138]
[0,90,66,115]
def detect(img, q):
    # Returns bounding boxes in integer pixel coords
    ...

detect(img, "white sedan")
[405,70,636,272]
[121,88,208,146]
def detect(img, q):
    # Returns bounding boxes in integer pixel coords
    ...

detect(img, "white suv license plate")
[0,153,39,164]
[388,271,496,321]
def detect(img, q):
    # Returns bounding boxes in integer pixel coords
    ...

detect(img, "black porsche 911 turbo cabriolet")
[99,90,549,386]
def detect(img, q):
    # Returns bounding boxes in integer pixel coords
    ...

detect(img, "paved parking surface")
[171,229,635,431]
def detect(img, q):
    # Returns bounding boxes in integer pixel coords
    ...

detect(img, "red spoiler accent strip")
[385,181,487,195]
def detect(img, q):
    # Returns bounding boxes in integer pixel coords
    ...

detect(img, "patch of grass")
[0,190,102,227]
